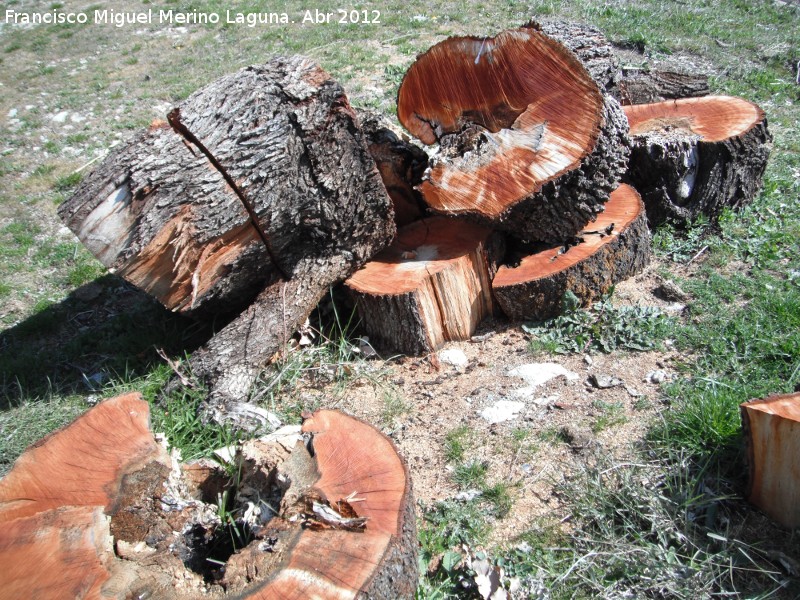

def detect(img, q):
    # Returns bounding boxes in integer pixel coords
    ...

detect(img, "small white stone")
[664,303,686,313]
[480,400,525,424]
[7,108,17,118]
[454,489,482,502]
[646,370,667,384]
[51,111,69,123]
[439,347,468,368]
[508,386,536,400]
[533,395,559,407]
[507,363,579,388]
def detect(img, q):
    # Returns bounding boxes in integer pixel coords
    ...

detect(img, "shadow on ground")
[0,275,218,409]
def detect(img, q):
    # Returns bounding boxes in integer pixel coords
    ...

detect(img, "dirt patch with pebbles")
[289,263,685,545]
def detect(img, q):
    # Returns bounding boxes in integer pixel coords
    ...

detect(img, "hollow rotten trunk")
[58,56,395,407]
[493,184,651,321]
[345,217,500,354]
[624,95,772,226]
[396,25,630,244]
[741,393,800,529]
[0,394,417,599]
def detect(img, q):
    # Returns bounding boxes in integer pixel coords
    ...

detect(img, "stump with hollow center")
[0,394,417,599]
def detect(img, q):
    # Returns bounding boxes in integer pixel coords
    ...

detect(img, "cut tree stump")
[0,394,417,599]
[396,26,630,244]
[59,56,395,408]
[492,184,651,321]
[0,393,166,599]
[624,95,772,226]
[741,393,800,529]
[345,217,499,354]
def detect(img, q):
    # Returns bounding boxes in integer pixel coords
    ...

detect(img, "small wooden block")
[741,392,800,529]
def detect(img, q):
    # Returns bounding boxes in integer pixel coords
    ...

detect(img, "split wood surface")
[346,217,500,354]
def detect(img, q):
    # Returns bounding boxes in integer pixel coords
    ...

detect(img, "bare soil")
[286,262,685,545]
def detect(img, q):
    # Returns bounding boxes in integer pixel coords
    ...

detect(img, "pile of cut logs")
[20,20,776,599]
[58,21,772,410]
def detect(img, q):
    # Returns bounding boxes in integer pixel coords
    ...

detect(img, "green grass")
[416,499,491,599]
[380,385,409,427]
[444,424,473,463]
[591,399,629,433]
[493,454,796,598]
[0,395,87,476]
[453,461,488,489]
[103,364,237,462]
[248,295,387,423]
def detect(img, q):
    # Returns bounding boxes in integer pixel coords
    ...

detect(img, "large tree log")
[624,95,772,226]
[60,58,394,317]
[492,184,651,321]
[57,123,271,316]
[60,57,395,405]
[345,217,499,354]
[396,26,630,244]
[741,393,800,529]
[0,395,417,599]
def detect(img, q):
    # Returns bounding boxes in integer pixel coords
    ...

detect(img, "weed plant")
[524,290,672,355]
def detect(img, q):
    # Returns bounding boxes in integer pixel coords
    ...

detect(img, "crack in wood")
[167,108,289,281]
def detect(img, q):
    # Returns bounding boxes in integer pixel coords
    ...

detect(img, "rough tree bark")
[618,67,710,106]
[740,393,800,529]
[59,57,395,408]
[189,262,345,418]
[493,184,651,320]
[533,20,621,95]
[0,395,417,599]
[345,217,501,355]
[57,123,271,317]
[358,111,429,228]
[396,25,630,244]
[624,95,772,225]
